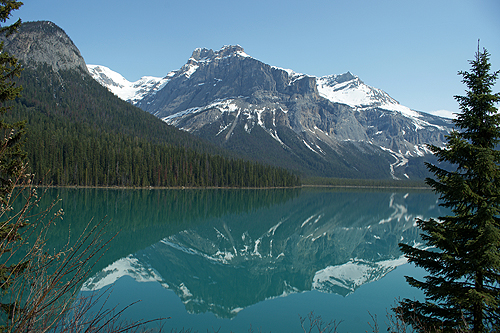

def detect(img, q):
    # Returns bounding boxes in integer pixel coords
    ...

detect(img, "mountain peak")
[331,71,359,84]
[190,48,215,61]
[189,45,249,62]
[219,44,246,56]
[1,21,88,73]
[316,71,412,112]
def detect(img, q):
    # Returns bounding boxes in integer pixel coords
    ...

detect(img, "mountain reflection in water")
[77,188,444,319]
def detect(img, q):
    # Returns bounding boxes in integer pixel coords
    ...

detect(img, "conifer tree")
[0,0,23,199]
[396,46,500,332]
[0,0,25,324]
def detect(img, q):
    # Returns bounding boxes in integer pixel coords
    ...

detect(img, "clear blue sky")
[8,0,500,117]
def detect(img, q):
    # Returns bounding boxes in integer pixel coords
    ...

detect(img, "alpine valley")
[89,45,454,180]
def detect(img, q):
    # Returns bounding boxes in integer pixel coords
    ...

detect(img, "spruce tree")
[0,0,25,324]
[0,0,23,199]
[396,47,500,332]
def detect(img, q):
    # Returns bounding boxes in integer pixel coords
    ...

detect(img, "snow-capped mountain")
[317,71,418,115]
[87,64,171,103]
[89,45,454,179]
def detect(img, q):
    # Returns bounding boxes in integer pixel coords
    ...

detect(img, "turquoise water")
[42,187,445,332]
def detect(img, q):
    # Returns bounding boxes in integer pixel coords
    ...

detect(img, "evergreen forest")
[6,65,301,188]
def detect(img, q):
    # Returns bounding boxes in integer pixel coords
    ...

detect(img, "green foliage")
[7,64,300,188]
[0,1,21,38]
[0,0,26,328]
[396,47,500,332]
[0,1,23,201]
[302,176,427,188]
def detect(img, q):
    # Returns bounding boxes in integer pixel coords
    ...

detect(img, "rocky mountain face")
[90,45,454,179]
[1,21,88,74]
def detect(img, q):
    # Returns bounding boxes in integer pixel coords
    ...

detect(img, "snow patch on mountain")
[162,99,237,129]
[272,66,308,85]
[178,45,251,79]
[317,72,419,117]
[162,98,291,147]
[87,64,171,103]
[179,61,199,78]
[316,72,451,134]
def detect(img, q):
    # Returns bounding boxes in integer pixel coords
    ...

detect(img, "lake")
[40,187,447,332]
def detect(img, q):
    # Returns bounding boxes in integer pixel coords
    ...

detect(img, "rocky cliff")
[1,21,88,74]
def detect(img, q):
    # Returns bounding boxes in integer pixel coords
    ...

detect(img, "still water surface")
[43,187,447,332]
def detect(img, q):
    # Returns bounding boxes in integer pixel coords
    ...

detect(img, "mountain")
[90,45,454,180]
[1,22,299,187]
[1,20,88,74]
[87,65,170,104]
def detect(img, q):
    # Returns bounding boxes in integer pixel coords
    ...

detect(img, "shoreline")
[35,183,431,190]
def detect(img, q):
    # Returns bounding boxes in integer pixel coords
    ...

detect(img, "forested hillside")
[6,64,300,187]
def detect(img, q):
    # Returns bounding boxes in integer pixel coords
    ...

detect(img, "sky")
[7,0,500,118]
